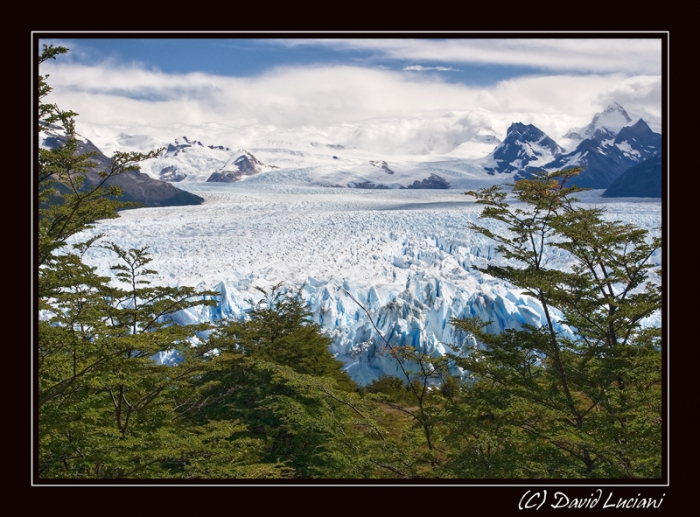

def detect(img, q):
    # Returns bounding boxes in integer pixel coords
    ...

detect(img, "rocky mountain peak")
[484,122,563,175]
[565,103,634,141]
[207,150,276,183]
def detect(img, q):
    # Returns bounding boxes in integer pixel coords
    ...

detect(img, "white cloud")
[593,75,662,124]
[282,38,662,75]
[402,65,460,72]
[39,60,662,155]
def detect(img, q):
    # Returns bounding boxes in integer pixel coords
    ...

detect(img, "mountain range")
[481,104,661,192]
[517,118,661,189]
[141,103,661,195]
[483,122,564,175]
[42,103,663,199]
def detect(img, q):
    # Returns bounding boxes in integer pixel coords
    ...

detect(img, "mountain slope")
[483,122,563,175]
[207,151,278,183]
[519,119,662,189]
[564,102,633,141]
[603,153,662,198]
[40,130,204,208]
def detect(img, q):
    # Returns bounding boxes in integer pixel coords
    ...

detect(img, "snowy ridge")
[73,185,661,385]
[564,102,633,143]
[79,103,659,192]
[139,134,513,189]
[79,112,517,160]
[482,122,564,175]
[39,122,89,149]
[528,118,662,189]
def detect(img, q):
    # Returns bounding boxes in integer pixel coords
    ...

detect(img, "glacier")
[71,182,662,386]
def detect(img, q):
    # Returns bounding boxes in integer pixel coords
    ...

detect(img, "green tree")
[37,45,287,479]
[345,291,456,476]
[212,284,356,389]
[38,234,290,478]
[444,169,662,478]
[187,286,386,478]
[38,46,161,271]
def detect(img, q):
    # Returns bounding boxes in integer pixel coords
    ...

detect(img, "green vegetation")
[36,45,662,480]
[38,44,283,479]
[446,171,662,478]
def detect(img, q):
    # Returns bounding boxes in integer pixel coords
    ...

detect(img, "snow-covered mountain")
[136,114,660,192]
[140,135,509,190]
[75,103,663,193]
[444,126,502,159]
[207,151,279,183]
[481,122,564,175]
[564,102,633,143]
[523,118,662,188]
[40,127,204,208]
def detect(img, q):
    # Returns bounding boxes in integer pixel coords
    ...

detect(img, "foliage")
[444,169,662,478]
[38,236,274,477]
[37,45,284,479]
[186,286,383,477]
[362,375,418,406]
[345,289,466,476]
[38,45,162,270]
[211,284,356,390]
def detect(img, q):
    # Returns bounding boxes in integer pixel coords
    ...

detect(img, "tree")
[444,169,662,478]
[37,45,288,479]
[216,284,356,389]
[344,290,457,476]
[38,46,162,271]
[39,222,285,478]
[186,286,387,478]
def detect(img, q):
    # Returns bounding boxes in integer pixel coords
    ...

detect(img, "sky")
[37,36,664,154]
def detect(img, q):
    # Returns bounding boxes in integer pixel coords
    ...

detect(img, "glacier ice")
[71,184,662,385]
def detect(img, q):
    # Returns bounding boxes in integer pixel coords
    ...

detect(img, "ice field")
[73,183,663,385]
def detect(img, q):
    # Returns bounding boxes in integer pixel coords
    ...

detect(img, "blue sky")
[37,37,663,148]
[41,37,662,81]
[40,38,574,86]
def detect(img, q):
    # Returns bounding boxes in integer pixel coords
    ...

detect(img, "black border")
[30,31,670,508]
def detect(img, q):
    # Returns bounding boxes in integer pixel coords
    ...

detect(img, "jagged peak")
[615,118,655,140]
[630,118,652,130]
[566,103,634,142]
[508,121,531,131]
[591,103,632,125]
[603,102,631,115]
[505,122,544,140]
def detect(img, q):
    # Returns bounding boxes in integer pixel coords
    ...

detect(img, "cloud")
[402,65,461,72]
[39,60,661,154]
[282,38,662,75]
[593,75,662,123]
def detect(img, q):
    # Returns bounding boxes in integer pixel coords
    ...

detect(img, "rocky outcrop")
[369,160,395,175]
[206,152,277,183]
[404,174,450,189]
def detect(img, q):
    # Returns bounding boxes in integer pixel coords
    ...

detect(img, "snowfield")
[73,183,662,385]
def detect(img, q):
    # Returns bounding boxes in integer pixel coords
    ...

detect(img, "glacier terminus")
[67,104,663,385]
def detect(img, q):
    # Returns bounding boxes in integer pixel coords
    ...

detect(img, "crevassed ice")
[71,184,662,385]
